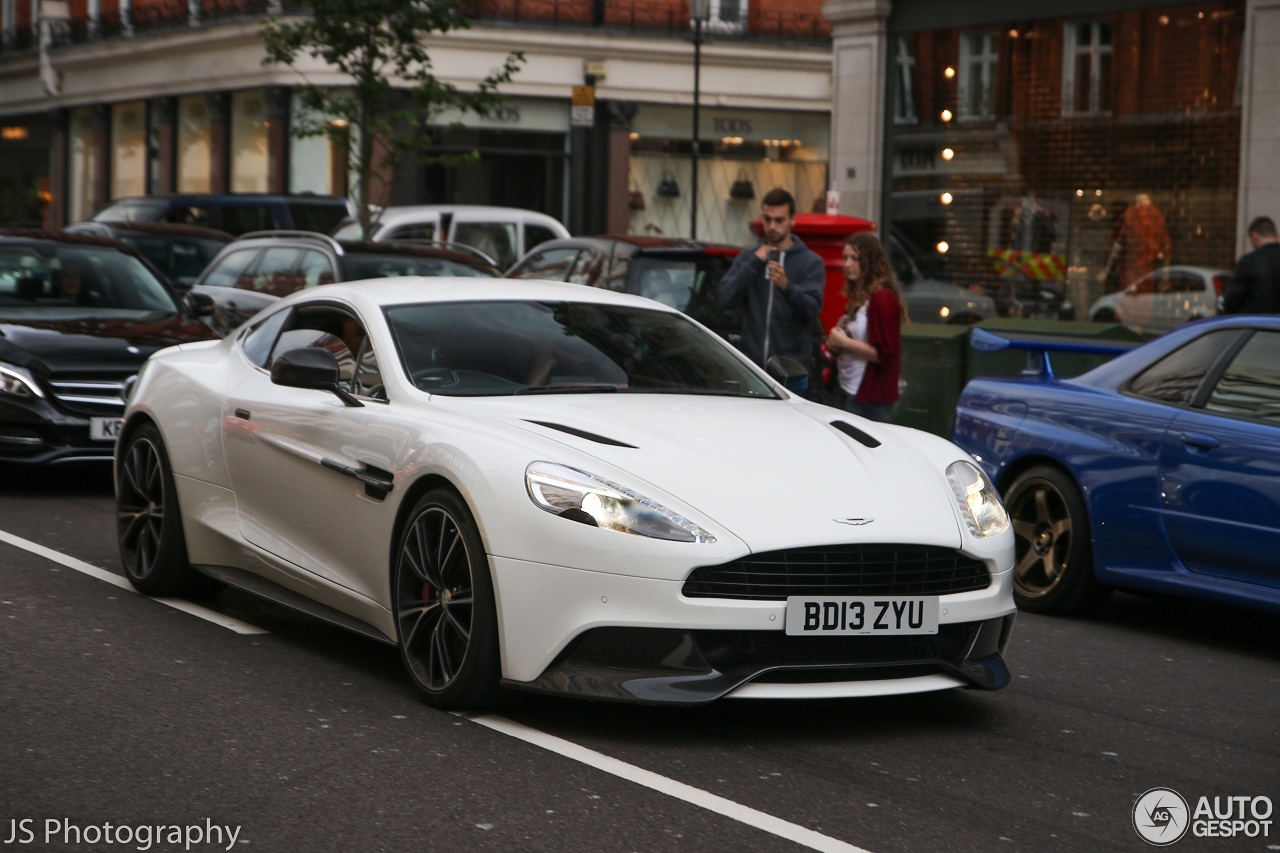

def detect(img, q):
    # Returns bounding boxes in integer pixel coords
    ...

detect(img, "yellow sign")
[571,86,595,107]
[1,126,28,141]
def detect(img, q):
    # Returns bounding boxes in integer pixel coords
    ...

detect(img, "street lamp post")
[689,0,709,240]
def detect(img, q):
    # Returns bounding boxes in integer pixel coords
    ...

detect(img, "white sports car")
[116,278,1016,708]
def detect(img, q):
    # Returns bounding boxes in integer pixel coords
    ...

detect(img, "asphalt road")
[1,464,1278,853]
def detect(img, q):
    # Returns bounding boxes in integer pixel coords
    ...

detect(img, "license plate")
[785,596,939,636]
[89,417,122,441]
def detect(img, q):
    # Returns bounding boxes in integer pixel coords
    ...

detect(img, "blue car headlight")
[946,460,1009,538]
[525,461,716,543]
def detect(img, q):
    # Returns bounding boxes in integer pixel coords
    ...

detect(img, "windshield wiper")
[516,383,621,395]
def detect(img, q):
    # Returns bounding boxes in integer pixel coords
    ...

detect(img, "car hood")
[467,394,963,553]
[0,316,215,375]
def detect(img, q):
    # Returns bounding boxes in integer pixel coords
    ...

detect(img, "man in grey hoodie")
[716,188,826,391]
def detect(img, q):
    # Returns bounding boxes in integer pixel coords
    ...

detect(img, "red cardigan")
[856,287,902,404]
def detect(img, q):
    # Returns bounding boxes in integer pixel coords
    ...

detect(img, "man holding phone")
[717,188,826,391]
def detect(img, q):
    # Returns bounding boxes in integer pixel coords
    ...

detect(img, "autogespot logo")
[1134,788,1190,846]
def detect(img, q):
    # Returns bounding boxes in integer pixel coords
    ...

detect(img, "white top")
[837,305,869,396]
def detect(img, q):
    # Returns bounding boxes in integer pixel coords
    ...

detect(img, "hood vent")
[830,420,881,448]
[526,420,637,448]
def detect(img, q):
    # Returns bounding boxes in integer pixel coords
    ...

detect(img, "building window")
[111,102,146,199]
[68,108,98,222]
[1063,21,1112,116]
[958,32,997,120]
[894,37,918,125]
[176,95,211,193]
[706,0,747,33]
[231,89,269,193]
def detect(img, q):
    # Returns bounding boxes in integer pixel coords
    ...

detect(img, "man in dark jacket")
[716,188,826,390]
[1223,216,1280,314]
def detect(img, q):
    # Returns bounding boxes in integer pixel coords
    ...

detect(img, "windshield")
[0,244,178,320]
[386,300,777,398]
[93,201,166,223]
[118,234,227,287]
[288,202,349,235]
[344,253,497,280]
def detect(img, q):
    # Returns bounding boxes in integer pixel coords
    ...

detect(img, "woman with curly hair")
[825,232,908,422]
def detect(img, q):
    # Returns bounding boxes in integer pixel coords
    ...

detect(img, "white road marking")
[0,528,268,635]
[463,714,874,853]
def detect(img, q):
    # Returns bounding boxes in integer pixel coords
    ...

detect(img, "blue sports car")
[952,316,1280,616]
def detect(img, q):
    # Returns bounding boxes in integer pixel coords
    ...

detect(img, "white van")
[333,205,569,271]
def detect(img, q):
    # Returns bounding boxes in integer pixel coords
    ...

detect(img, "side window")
[298,250,336,288]
[525,224,558,252]
[453,222,518,270]
[1128,329,1241,405]
[1204,331,1280,425]
[241,308,291,368]
[161,205,211,228]
[269,305,368,387]
[388,224,437,242]
[201,249,260,288]
[241,248,303,296]
[1130,274,1156,296]
[511,248,579,281]
[220,206,274,236]
[566,250,603,286]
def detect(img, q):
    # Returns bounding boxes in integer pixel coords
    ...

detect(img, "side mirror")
[765,354,809,385]
[185,290,215,318]
[270,348,363,407]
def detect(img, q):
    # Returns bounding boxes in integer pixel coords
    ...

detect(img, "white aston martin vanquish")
[116,278,1016,708]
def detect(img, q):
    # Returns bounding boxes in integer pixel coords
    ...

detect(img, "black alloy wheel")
[1004,465,1109,615]
[116,423,204,596]
[394,488,500,709]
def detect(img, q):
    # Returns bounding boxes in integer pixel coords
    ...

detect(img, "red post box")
[749,212,877,333]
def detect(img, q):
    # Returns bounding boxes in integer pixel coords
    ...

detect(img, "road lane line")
[0,528,268,635]
[463,713,875,853]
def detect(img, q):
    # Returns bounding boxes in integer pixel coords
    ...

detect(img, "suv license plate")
[784,596,939,636]
[89,417,123,441]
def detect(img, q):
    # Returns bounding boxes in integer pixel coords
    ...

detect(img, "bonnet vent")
[830,420,881,448]
[526,421,637,448]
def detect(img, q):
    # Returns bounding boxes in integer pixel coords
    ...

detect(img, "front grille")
[682,544,990,600]
[692,623,975,673]
[44,374,132,416]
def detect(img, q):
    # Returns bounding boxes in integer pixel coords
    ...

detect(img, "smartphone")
[766,249,781,264]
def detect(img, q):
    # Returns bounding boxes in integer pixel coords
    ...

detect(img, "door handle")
[320,458,395,499]
[1180,432,1220,451]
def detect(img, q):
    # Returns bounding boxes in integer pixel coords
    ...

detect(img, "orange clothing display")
[1113,200,1173,288]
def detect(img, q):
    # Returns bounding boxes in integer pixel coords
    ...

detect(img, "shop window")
[68,108,97,223]
[231,90,269,193]
[958,33,997,121]
[176,95,211,193]
[1063,21,1112,116]
[894,38,918,125]
[111,102,146,200]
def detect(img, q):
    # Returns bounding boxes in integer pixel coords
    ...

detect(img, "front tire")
[393,488,501,709]
[116,423,203,596]
[1003,466,1109,615]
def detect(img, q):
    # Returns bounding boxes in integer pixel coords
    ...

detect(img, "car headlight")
[0,362,43,399]
[946,460,1008,538]
[525,461,716,543]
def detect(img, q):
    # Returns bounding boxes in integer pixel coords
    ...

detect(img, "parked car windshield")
[386,300,776,398]
[117,234,228,287]
[0,244,178,319]
[344,253,498,280]
[288,202,349,236]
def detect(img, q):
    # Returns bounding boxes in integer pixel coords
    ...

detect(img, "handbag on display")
[729,168,756,200]
[628,181,646,210]
[656,170,680,198]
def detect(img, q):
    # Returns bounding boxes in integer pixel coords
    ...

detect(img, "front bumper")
[0,397,117,464]
[491,555,1016,704]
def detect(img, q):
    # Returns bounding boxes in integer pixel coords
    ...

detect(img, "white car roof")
[374,206,568,230]
[280,276,671,312]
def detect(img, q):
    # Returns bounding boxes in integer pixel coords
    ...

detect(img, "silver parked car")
[1088,265,1229,336]
[887,236,997,324]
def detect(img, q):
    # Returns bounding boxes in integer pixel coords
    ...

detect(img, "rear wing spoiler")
[969,328,1140,378]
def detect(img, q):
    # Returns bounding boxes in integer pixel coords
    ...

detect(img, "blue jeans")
[785,375,809,394]
[842,394,892,422]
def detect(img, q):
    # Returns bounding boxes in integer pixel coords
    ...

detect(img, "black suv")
[190,231,501,334]
[0,230,218,465]
[507,236,744,344]
[63,220,234,290]
[93,193,353,237]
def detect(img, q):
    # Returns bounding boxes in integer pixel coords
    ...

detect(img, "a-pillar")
[152,96,176,194]
[90,104,109,213]
[206,91,229,194]
[1237,0,1280,255]
[264,86,290,193]
[823,0,891,224]
[47,108,67,228]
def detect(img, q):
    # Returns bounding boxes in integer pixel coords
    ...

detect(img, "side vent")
[830,420,881,448]
[526,420,638,449]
